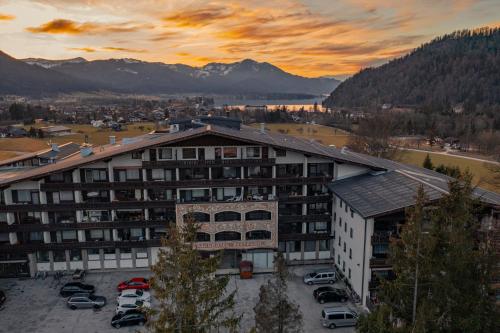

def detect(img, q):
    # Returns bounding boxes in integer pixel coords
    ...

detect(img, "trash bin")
[239,260,253,279]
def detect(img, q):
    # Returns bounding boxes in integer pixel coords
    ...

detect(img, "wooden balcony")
[40,176,332,191]
[278,232,332,241]
[143,158,276,168]
[0,219,172,232]
[279,214,331,223]
[0,200,176,213]
[369,257,392,268]
[279,194,330,204]
[1,239,162,253]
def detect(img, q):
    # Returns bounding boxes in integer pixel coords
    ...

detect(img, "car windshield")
[309,273,316,277]
[136,290,143,296]
[88,295,96,301]
[136,301,143,306]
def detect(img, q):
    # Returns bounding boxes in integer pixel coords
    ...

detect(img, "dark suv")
[60,282,95,297]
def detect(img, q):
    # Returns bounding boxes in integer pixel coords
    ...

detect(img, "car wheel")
[329,323,336,329]
[319,299,325,304]
[139,321,145,326]
[70,305,77,310]
[307,282,313,286]
[114,324,120,329]
[93,304,100,309]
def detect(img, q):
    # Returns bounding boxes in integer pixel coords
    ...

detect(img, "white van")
[321,306,358,329]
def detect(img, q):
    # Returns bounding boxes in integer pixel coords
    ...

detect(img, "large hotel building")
[0,117,498,308]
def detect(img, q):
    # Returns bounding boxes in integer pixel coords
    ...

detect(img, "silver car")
[67,293,106,310]
[321,306,358,329]
[303,269,336,285]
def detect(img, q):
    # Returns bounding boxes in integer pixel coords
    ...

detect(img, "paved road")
[398,147,499,165]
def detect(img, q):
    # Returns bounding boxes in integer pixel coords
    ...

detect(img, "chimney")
[109,136,116,145]
[51,143,59,152]
[260,123,265,134]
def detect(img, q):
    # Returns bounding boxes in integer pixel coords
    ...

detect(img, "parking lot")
[0,266,360,333]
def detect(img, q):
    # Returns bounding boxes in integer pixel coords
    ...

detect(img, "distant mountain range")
[0,51,340,97]
[323,27,500,111]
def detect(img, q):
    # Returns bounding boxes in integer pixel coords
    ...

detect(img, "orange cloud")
[102,46,147,53]
[68,47,96,53]
[0,13,15,21]
[163,5,233,27]
[26,19,147,35]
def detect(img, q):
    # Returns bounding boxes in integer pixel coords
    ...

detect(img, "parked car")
[117,277,149,291]
[0,290,6,306]
[316,290,349,304]
[303,269,336,285]
[111,309,147,328]
[67,293,106,310]
[116,299,151,315]
[60,282,95,297]
[313,286,345,299]
[117,289,151,304]
[321,306,358,329]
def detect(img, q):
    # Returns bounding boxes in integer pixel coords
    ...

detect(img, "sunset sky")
[0,0,499,77]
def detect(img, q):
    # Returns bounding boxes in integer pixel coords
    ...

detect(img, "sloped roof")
[0,142,80,168]
[0,125,384,187]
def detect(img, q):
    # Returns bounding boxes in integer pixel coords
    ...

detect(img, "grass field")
[253,123,351,148]
[399,151,499,192]
[0,123,157,154]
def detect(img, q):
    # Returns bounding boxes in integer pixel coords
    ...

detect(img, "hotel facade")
[0,117,498,308]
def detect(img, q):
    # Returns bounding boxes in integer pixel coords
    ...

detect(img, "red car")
[117,277,150,291]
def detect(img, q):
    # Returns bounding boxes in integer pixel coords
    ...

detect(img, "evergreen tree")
[422,153,433,170]
[357,176,497,333]
[147,216,240,333]
[253,253,303,333]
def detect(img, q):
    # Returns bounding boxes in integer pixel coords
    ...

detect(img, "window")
[333,212,336,222]
[350,209,354,218]
[329,314,344,320]
[314,222,328,232]
[338,236,341,246]
[126,169,141,180]
[346,313,354,319]
[275,149,286,157]
[53,250,66,262]
[245,210,271,221]
[348,268,351,279]
[349,248,352,259]
[345,204,348,213]
[85,169,107,182]
[158,148,173,160]
[131,152,142,159]
[120,248,132,259]
[223,147,237,158]
[343,242,346,252]
[287,240,301,252]
[215,211,241,222]
[319,239,330,251]
[184,212,210,222]
[339,217,342,227]
[278,241,286,252]
[342,261,345,271]
[37,251,49,263]
[246,230,271,240]
[337,254,340,264]
[196,232,210,242]
[151,169,165,180]
[215,231,241,241]
[350,228,353,238]
[304,240,316,252]
[340,200,343,208]
[62,230,77,241]
[182,148,197,159]
[344,222,347,233]
[70,249,82,261]
[104,248,116,259]
[246,147,261,158]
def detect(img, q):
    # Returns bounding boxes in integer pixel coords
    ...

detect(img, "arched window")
[215,231,241,242]
[196,232,210,242]
[214,211,241,222]
[246,230,271,240]
[183,212,210,222]
[245,210,271,221]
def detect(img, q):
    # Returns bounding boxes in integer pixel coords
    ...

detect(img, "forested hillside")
[324,27,500,112]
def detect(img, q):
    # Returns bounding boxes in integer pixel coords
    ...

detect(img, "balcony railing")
[0,219,172,232]
[369,257,392,268]
[1,239,162,253]
[0,200,176,212]
[143,158,276,168]
[278,233,332,241]
[279,194,330,204]
[279,214,331,223]
[40,176,332,191]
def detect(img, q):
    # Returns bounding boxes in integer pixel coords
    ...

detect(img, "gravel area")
[0,266,361,333]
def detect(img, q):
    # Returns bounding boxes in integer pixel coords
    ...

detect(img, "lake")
[214,97,328,112]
